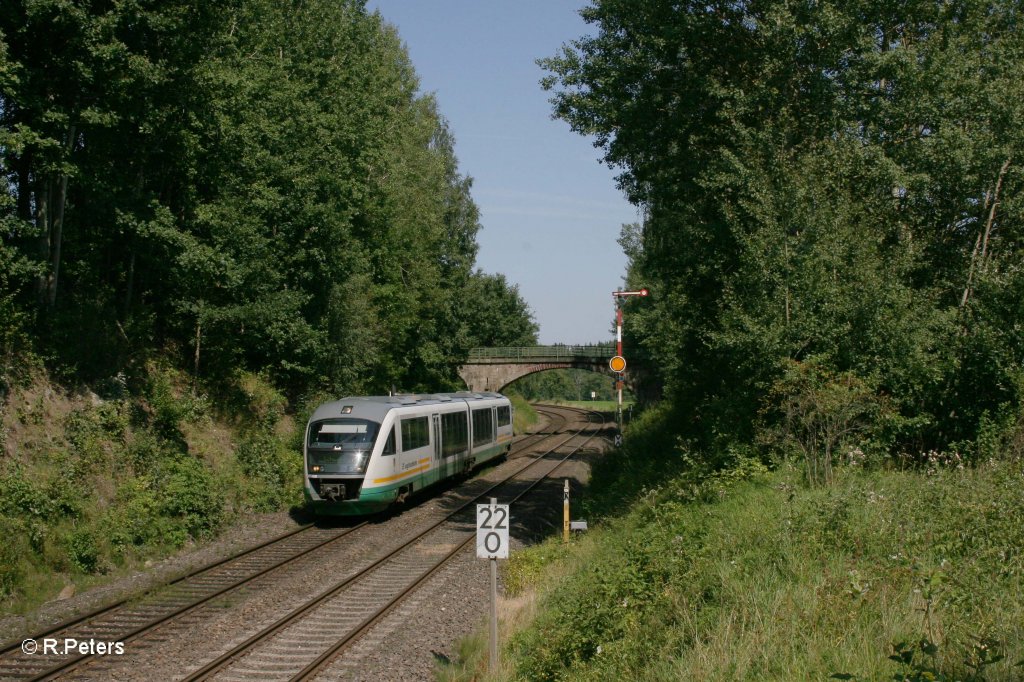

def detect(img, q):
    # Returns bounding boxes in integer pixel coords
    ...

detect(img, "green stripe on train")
[306,443,508,516]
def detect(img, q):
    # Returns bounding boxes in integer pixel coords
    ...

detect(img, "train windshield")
[307,419,381,475]
[308,419,380,450]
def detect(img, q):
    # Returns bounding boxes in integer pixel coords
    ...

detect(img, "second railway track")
[0,404,602,681]
[183,405,605,682]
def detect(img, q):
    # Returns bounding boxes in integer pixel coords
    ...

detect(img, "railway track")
[0,525,367,681]
[0,404,589,681]
[183,405,604,682]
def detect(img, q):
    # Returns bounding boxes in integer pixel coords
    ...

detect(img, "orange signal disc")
[609,355,627,372]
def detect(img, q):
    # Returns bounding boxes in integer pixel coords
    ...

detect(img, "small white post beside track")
[477,497,509,671]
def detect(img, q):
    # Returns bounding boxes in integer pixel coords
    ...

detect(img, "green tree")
[543,0,1024,455]
[462,271,539,348]
[2,0,534,402]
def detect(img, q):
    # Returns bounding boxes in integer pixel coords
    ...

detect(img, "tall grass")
[500,456,1024,680]
[508,393,538,435]
[0,367,302,614]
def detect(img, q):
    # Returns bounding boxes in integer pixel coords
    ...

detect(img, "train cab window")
[401,416,430,451]
[307,419,379,475]
[497,406,511,427]
[382,426,396,455]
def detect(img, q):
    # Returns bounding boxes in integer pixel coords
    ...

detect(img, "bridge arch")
[458,345,639,394]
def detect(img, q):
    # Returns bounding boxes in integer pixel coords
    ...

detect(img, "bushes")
[0,465,58,521]
[158,456,224,544]
[235,434,301,512]
[104,477,164,549]
[230,372,302,512]
[0,366,302,611]
[64,529,100,574]
[507,393,538,435]
[147,366,210,440]
[500,379,1024,679]
[0,516,28,600]
[101,457,223,552]
[509,459,1024,681]
[755,357,1024,486]
[760,358,886,485]
[583,403,683,520]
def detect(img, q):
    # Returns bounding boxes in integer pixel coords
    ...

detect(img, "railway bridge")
[458,344,648,395]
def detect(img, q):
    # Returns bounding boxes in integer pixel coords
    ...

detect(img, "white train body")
[304,392,513,515]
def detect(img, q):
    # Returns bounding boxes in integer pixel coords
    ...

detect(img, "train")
[303,392,514,515]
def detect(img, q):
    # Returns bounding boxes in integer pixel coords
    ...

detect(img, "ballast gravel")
[3,408,609,682]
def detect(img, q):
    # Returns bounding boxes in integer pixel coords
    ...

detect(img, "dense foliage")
[1,0,536,397]
[508,367,627,403]
[505,410,1024,680]
[480,5,1024,678]
[0,0,538,608]
[542,0,1024,461]
[0,368,291,609]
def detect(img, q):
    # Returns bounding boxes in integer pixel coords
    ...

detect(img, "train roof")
[308,392,508,423]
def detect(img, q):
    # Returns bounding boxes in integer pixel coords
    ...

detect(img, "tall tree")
[2,0,533,401]
[461,271,539,348]
[543,0,1024,453]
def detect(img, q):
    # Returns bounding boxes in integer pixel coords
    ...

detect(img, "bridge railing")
[467,344,616,363]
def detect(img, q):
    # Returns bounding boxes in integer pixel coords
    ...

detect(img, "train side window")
[497,406,511,427]
[382,426,396,455]
[472,408,494,446]
[401,416,430,451]
[441,411,468,456]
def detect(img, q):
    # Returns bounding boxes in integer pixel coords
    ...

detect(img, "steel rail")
[0,522,316,659]
[12,524,369,682]
[180,406,598,681]
[292,407,605,681]
[0,406,578,681]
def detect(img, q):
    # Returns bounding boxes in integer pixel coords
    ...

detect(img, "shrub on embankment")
[0,366,303,613]
[497,405,1024,682]
[508,393,538,435]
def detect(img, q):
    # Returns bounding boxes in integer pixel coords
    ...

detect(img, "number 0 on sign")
[476,503,510,559]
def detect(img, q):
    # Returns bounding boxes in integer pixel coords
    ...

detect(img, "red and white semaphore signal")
[612,288,648,356]
[611,288,649,437]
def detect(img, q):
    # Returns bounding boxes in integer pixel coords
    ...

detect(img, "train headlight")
[311,464,322,473]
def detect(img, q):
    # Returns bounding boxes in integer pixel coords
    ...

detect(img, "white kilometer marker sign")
[476,501,509,559]
[477,498,508,671]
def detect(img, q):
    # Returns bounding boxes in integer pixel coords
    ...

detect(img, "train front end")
[303,400,395,515]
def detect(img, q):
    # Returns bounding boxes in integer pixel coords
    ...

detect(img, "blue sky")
[365,1,640,345]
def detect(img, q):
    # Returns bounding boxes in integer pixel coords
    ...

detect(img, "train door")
[432,413,443,481]
[382,421,397,478]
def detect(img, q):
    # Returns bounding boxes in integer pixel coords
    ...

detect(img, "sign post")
[477,498,509,671]
[563,480,570,543]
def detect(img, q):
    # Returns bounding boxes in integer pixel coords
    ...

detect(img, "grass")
[436,402,1024,681]
[497,460,1024,681]
[0,367,302,615]
[508,393,538,435]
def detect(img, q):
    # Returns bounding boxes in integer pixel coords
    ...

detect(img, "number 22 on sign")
[476,502,509,559]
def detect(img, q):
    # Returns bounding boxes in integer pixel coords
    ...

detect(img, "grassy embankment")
[437,404,1024,681]
[0,367,309,615]
[533,400,635,413]
[508,393,538,435]
[0,385,542,616]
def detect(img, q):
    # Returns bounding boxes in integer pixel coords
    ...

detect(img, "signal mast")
[610,287,648,438]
